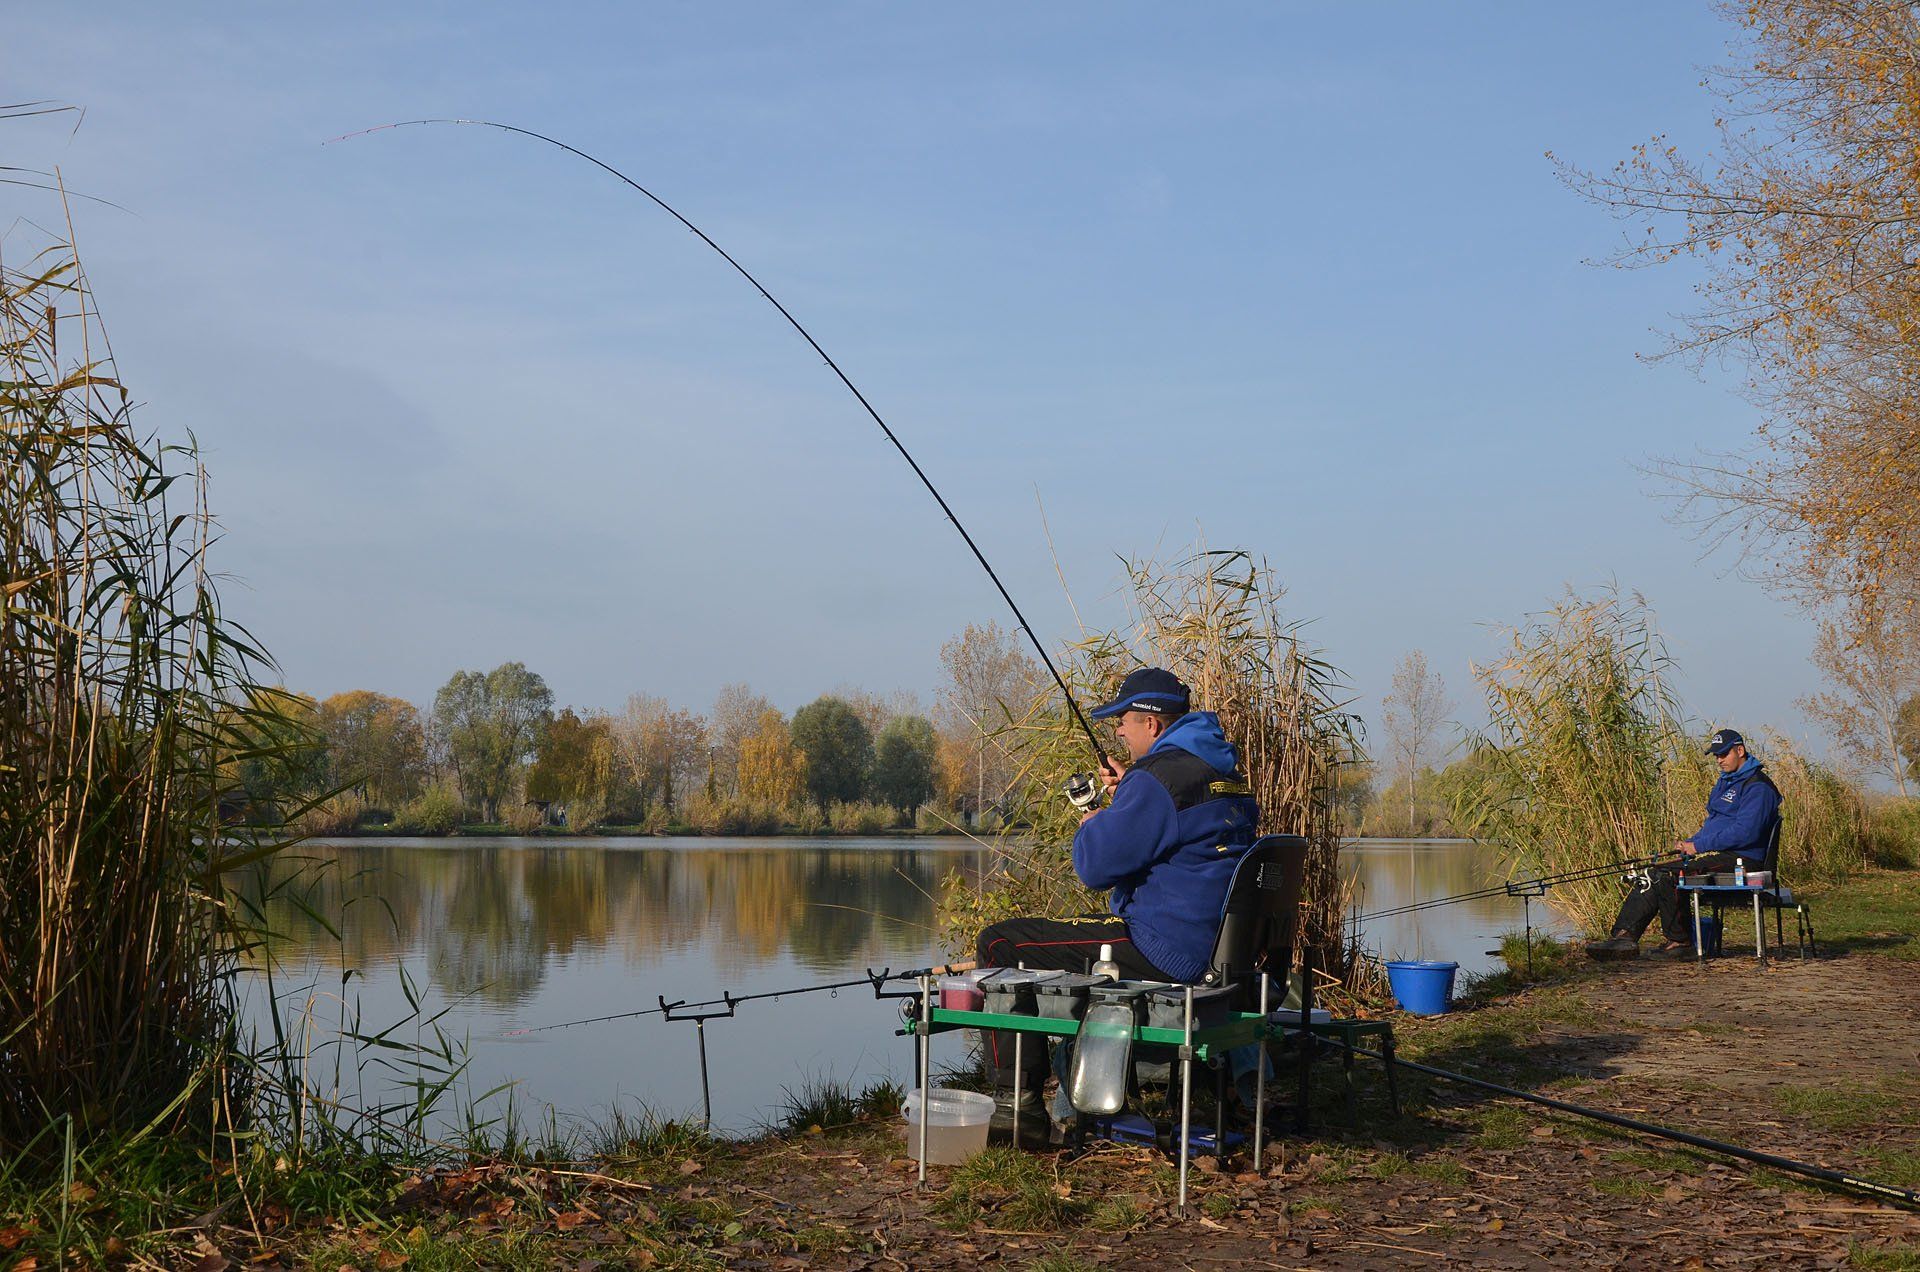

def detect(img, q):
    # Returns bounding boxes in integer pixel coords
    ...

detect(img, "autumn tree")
[1560,1,1920,617]
[527,708,625,826]
[431,662,554,822]
[611,694,709,816]
[789,696,873,808]
[936,621,1039,819]
[834,685,922,743]
[737,707,804,806]
[218,687,329,817]
[1899,696,1920,786]
[318,689,427,806]
[709,682,773,796]
[872,715,939,817]
[1379,650,1450,831]
[1800,605,1920,795]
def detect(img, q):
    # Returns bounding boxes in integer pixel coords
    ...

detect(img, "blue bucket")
[1385,960,1458,1015]
[1694,914,1722,956]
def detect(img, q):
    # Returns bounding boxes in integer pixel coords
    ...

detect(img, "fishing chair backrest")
[1759,808,1784,877]
[1201,834,1309,1007]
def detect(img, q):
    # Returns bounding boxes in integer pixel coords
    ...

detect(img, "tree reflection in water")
[236,838,988,1010]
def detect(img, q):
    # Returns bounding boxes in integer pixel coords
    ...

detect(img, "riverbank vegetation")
[0,224,304,1158]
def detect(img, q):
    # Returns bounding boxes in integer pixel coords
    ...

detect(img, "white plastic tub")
[900,1087,994,1165]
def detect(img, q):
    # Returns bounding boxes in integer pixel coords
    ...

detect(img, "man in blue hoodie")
[1587,728,1782,958]
[974,668,1259,1098]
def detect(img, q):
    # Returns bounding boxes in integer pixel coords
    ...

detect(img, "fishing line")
[326,118,1107,764]
[1352,1047,1920,1210]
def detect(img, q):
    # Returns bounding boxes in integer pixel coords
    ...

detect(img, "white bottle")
[1091,943,1120,982]
[1734,857,1747,887]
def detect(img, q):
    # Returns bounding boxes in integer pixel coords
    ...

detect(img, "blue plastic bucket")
[1385,960,1459,1015]
[1694,914,1722,956]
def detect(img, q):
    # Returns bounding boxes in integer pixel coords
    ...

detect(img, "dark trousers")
[975,913,1174,1088]
[1611,853,1738,943]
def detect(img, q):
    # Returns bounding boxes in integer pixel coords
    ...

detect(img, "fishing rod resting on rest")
[1348,1045,1920,1211]
[1349,852,1684,926]
[1349,851,1685,979]
[503,963,962,1037]
[507,963,963,1128]
[328,118,1108,776]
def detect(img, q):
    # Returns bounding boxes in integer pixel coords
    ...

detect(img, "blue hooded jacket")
[1690,756,1781,862]
[1070,711,1260,981]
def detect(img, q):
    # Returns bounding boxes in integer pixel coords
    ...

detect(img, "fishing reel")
[1064,772,1103,812]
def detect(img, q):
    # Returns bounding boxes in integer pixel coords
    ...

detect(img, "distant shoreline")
[313,822,971,840]
[305,825,1477,844]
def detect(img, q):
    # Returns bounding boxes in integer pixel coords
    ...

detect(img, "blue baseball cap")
[1705,728,1745,756]
[1090,667,1191,719]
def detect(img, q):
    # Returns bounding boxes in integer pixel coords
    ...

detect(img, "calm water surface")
[240,836,1560,1134]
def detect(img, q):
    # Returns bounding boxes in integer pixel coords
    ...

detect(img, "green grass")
[1592,1176,1660,1199]
[1406,1157,1470,1188]
[1775,1081,1906,1131]
[1087,1197,1145,1231]
[1850,1243,1920,1271]
[933,1148,1089,1232]
[579,1106,720,1179]
[1024,1252,1101,1272]
[1871,1149,1920,1189]
[1801,867,1920,959]
[1287,1194,1345,1217]
[1606,1147,1706,1173]
[304,1229,566,1272]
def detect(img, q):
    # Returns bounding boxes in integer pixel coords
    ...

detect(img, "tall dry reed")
[1452,590,1694,935]
[0,228,299,1156]
[941,549,1361,984]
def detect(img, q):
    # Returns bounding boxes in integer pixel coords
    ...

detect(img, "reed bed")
[1451,591,1691,935]
[941,549,1363,985]
[0,228,315,1161]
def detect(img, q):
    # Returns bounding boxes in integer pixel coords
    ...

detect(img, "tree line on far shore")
[224,622,1041,836]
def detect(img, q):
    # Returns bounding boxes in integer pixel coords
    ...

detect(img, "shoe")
[1584,935,1640,960]
[1648,939,1693,958]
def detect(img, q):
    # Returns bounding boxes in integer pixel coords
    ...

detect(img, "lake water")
[238,835,1562,1135]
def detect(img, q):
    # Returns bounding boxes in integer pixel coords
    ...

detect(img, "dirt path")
[250,949,1920,1270]
[709,952,1920,1269]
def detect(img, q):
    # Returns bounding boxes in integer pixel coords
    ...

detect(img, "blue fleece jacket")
[1070,712,1260,981]
[1690,756,1780,862]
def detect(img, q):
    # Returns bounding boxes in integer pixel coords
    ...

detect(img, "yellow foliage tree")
[736,708,804,807]
[1560,0,1920,616]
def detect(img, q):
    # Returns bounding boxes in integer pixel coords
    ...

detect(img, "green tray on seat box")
[914,1006,1272,1062]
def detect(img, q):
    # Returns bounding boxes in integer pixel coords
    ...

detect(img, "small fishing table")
[1677,878,1772,963]
[903,977,1297,1209]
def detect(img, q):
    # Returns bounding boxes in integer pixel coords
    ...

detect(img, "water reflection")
[237,836,1548,1132]
[1343,838,1572,967]
[242,838,979,1008]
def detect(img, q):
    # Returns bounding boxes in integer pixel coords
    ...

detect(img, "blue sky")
[8,4,1811,754]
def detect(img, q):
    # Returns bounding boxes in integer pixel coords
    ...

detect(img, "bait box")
[980,969,1057,1016]
[1033,973,1104,1021]
[1085,981,1159,1025]
[1145,985,1236,1032]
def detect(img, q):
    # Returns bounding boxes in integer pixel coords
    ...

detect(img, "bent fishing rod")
[1349,1046,1920,1211]
[327,118,1106,768]
[1348,852,1684,926]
